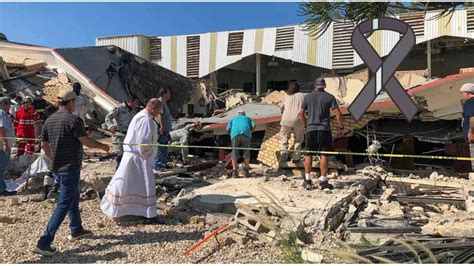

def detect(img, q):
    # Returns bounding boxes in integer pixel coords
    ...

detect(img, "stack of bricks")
[257,113,380,168]
[42,73,72,106]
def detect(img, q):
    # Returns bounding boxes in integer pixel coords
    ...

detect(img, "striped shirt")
[42,110,87,172]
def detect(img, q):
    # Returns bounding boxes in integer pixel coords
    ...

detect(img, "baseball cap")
[57,89,77,102]
[0,96,15,105]
[315,77,326,89]
[460,83,474,93]
[23,96,32,103]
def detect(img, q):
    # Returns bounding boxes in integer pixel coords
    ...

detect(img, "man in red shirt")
[14,96,40,156]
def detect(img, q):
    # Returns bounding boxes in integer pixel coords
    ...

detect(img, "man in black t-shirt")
[300,77,345,190]
[32,89,109,257]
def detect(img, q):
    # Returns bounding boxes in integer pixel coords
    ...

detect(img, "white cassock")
[101,109,158,218]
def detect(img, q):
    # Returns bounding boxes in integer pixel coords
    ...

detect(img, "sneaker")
[231,170,239,178]
[67,229,93,241]
[302,179,313,190]
[32,245,57,256]
[319,181,334,190]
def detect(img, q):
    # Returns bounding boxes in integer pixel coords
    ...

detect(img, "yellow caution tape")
[1,136,473,161]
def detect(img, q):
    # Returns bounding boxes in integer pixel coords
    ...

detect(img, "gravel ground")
[0,193,283,263]
[0,159,283,263]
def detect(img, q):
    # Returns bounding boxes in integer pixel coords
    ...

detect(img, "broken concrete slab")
[380,187,396,201]
[379,201,404,218]
[183,174,376,233]
[422,212,474,237]
[301,248,323,263]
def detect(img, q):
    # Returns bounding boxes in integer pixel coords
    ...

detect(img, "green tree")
[0,33,7,41]
[299,2,469,38]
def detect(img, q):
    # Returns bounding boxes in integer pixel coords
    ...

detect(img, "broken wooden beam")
[385,176,464,189]
[347,226,422,234]
[392,195,466,207]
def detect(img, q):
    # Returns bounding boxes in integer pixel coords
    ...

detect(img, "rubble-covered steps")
[180,175,377,231]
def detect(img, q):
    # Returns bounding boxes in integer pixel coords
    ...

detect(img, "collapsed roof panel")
[54,46,195,116]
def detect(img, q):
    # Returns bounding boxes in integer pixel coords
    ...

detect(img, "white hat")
[460,83,474,93]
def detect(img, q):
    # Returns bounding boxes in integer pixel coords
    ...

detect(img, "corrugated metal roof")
[96,9,473,77]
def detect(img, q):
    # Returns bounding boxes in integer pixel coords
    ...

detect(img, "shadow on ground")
[22,230,204,263]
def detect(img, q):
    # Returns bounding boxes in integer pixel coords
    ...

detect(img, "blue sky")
[0,2,302,48]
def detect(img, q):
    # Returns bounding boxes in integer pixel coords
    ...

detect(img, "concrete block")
[301,248,323,263]
[464,186,474,213]
[234,209,265,233]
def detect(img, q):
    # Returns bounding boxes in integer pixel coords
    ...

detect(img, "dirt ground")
[0,192,283,263]
[0,159,283,264]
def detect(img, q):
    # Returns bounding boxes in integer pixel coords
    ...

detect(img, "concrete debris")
[301,248,323,263]
[189,215,206,224]
[225,92,252,110]
[360,201,379,217]
[261,90,286,106]
[0,53,46,72]
[352,194,368,207]
[464,185,474,213]
[422,212,474,237]
[42,73,73,106]
[380,187,396,201]
[379,201,405,218]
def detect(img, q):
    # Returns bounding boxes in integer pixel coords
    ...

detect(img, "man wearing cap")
[14,96,40,157]
[72,82,97,130]
[460,83,474,171]
[300,77,344,190]
[33,89,109,256]
[226,110,256,178]
[0,96,17,196]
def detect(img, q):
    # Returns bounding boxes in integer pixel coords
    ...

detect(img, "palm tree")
[299,2,470,38]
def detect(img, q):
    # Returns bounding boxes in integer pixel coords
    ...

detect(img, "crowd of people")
[2,78,473,257]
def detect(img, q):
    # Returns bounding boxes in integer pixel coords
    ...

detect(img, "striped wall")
[97,8,474,78]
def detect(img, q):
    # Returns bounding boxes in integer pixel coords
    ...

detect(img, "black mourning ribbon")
[348,17,418,122]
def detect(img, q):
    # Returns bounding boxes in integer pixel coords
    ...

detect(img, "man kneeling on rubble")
[226,110,255,178]
[101,98,162,224]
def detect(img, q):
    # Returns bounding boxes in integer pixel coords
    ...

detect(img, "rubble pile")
[225,92,253,110]
[0,54,46,80]
[261,90,286,105]
[422,212,474,237]
[42,73,74,106]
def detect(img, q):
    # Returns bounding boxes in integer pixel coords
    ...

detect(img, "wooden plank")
[385,176,464,189]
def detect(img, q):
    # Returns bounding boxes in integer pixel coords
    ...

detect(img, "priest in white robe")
[101,98,162,220]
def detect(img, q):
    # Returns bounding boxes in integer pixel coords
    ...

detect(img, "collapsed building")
[96,8,474,172]
[1,8,474,264]
[0,41,195,121]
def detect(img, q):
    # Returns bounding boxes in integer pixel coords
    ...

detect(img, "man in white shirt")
[280,82,306,163]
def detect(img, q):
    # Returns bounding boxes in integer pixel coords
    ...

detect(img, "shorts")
[231,135,251,160]
[305,130,333,155]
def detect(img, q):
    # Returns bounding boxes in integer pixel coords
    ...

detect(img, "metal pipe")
[427,40,432,78]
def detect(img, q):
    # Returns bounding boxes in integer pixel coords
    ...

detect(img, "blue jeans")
[0,150,10,194]
[37,170,82,248]
[154,132,170,170]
